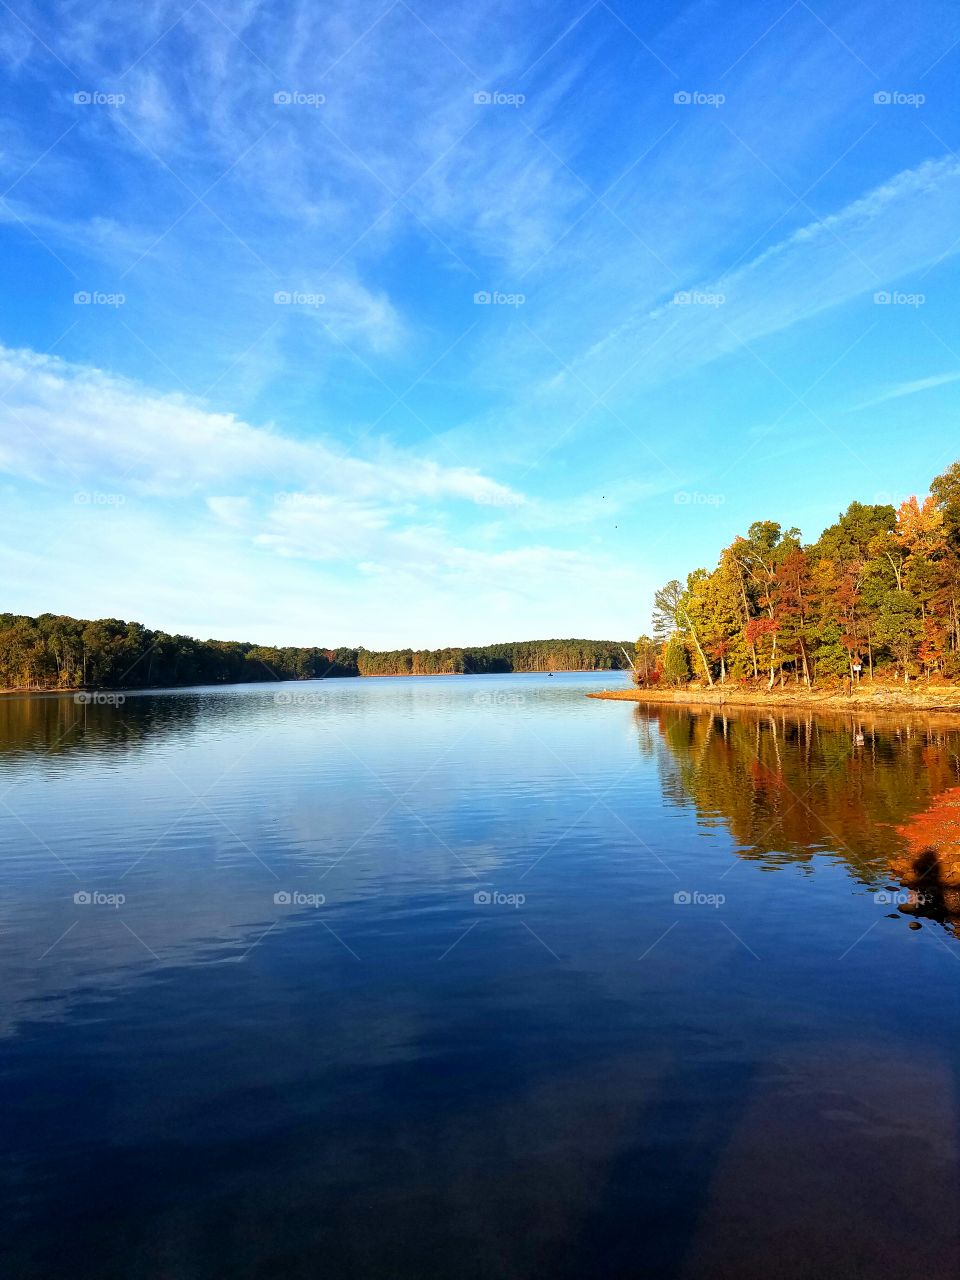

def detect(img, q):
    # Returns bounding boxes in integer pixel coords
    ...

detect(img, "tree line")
[637,459,960,688]
[0,614,631,690]
[357,639,627,676]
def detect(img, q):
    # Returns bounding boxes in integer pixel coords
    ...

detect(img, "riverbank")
[0,669,624,697]
[587,682,960,713]
[0,686,84,697]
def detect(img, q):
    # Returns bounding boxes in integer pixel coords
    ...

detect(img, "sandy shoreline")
[587,684,960,714]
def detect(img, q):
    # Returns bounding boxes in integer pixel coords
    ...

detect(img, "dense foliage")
[356,639,628,676]
[637,460,960,688]
[0,615,631,690]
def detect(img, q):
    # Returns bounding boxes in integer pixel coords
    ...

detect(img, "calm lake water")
[3,671,960,1279]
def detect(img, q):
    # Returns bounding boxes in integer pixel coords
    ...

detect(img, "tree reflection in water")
[636,703,960,933]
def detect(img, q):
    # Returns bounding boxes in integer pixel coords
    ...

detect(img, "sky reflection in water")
[3,673,960,1279]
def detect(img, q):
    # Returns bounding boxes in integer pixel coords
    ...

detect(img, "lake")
[3,671,960,1279]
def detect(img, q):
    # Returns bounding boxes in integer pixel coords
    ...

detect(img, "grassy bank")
[587,682,960,713]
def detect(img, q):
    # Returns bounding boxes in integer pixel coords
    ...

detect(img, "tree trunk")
[680,608,714,687]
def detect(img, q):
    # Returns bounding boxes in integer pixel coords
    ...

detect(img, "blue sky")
[1,0,958,647]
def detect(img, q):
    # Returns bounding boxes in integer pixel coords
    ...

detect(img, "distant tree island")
[0,614,632,692]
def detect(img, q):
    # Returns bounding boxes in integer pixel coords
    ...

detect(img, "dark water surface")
[3,673,960,1279]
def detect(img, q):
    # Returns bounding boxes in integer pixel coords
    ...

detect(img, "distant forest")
[356,639,626,676]
[0,613,631,691]
[637,459,960,688]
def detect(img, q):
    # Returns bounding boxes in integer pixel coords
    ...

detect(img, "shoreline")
[0,669,625,698]
[587,684,960,714]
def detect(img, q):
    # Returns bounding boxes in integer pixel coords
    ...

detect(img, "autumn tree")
[663,636,690,686]
[639,468,960,689]
[653,578,714,685]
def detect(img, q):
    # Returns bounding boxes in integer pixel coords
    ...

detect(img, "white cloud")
[0,344,656,645]
[0,486,647,647]
[1,0,958,647]
[0,344,524,508]
[205,495,251,526]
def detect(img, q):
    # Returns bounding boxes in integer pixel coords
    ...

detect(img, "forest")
[356,638,626,676]
[636,459,960,689]
[0,615,630,691]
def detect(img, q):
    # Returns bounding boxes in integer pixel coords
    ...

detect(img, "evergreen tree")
[663,636,690,686]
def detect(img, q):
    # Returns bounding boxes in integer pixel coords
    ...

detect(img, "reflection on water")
[640,703,960,927]
[0,685,257,765]
[3,677,960,1280]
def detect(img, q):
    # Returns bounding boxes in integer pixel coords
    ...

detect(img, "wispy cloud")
[1,0,958,640]
[0,344,524,507]
[442,154,960,469]
[852,370,960,410]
